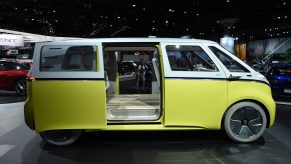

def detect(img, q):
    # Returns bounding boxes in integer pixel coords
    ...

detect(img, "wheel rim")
[41,130,81,145]
[230,106,264,140]
[15,80,26,96]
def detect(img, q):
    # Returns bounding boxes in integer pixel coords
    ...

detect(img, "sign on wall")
[0,34,24,47]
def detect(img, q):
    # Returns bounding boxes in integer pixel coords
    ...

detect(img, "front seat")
[105,71,110,90]
[152,58,160,85]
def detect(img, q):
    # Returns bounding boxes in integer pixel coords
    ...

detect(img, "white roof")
[42,37,217,44]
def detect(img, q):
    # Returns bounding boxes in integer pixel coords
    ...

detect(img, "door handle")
[228,74,242,80]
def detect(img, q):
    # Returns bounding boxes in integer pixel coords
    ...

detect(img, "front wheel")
[39,130,82,146]
[223,102,267,143]
[15,79,26,96]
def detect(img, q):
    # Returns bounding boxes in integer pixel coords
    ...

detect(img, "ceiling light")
[132,4,136,7]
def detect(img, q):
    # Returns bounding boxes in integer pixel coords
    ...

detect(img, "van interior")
[103,43,161,121]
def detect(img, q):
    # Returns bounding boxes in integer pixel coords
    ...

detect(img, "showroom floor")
[0,91,291,164]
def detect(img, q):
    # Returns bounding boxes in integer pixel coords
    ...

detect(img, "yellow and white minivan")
[24,38,276,146]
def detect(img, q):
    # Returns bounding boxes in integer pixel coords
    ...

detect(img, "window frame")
[165,45,219,72]
[161,43,226,79]
[32,41,104,79]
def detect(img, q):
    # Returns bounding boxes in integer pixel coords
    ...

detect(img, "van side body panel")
[164,79,228,129]
[24,81,35,129]
[33,80,106,132]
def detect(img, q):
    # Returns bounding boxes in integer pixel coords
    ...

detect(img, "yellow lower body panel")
[164,79,227,130]
[32,80,106,132]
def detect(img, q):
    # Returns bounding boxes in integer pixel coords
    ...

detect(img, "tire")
[223,102,267,143]
[15,79,27,96]
[39,130,82,146]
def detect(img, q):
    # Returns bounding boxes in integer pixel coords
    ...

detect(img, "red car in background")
[0,61,29,96]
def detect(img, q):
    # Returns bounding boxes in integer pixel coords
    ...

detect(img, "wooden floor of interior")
[107,94,160,109]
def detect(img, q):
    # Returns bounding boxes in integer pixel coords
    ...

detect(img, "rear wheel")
[224,102,267,143]
[39,130,82,146]
[15,79,26,96]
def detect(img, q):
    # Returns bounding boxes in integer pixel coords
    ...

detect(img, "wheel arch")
[222,99,271,128]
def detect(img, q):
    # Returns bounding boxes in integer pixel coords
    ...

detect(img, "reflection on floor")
[0,91,26,104]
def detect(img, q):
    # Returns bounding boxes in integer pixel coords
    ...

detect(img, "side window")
[208,46,249,72]
[0,64,7,71]
[40,46,96,72]
[166,45,218,72]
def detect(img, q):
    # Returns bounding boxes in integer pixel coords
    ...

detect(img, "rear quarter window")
[40,45,96,72]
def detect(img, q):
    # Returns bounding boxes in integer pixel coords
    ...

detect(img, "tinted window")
[40,46,96,72]
[208,46,249,72]
[166,45,218,72]
[0,64,7,71]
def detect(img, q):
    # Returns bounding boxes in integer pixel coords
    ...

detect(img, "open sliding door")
[32,41,106,132]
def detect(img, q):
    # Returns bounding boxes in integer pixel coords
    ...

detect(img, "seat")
[82,53,93,70]
[105,71,110,90]
[152,58,160,84]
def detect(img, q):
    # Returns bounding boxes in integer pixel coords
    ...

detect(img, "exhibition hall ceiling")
[0,0,290,42]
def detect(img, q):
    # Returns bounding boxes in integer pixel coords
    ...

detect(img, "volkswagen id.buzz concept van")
[24,38,276,146]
